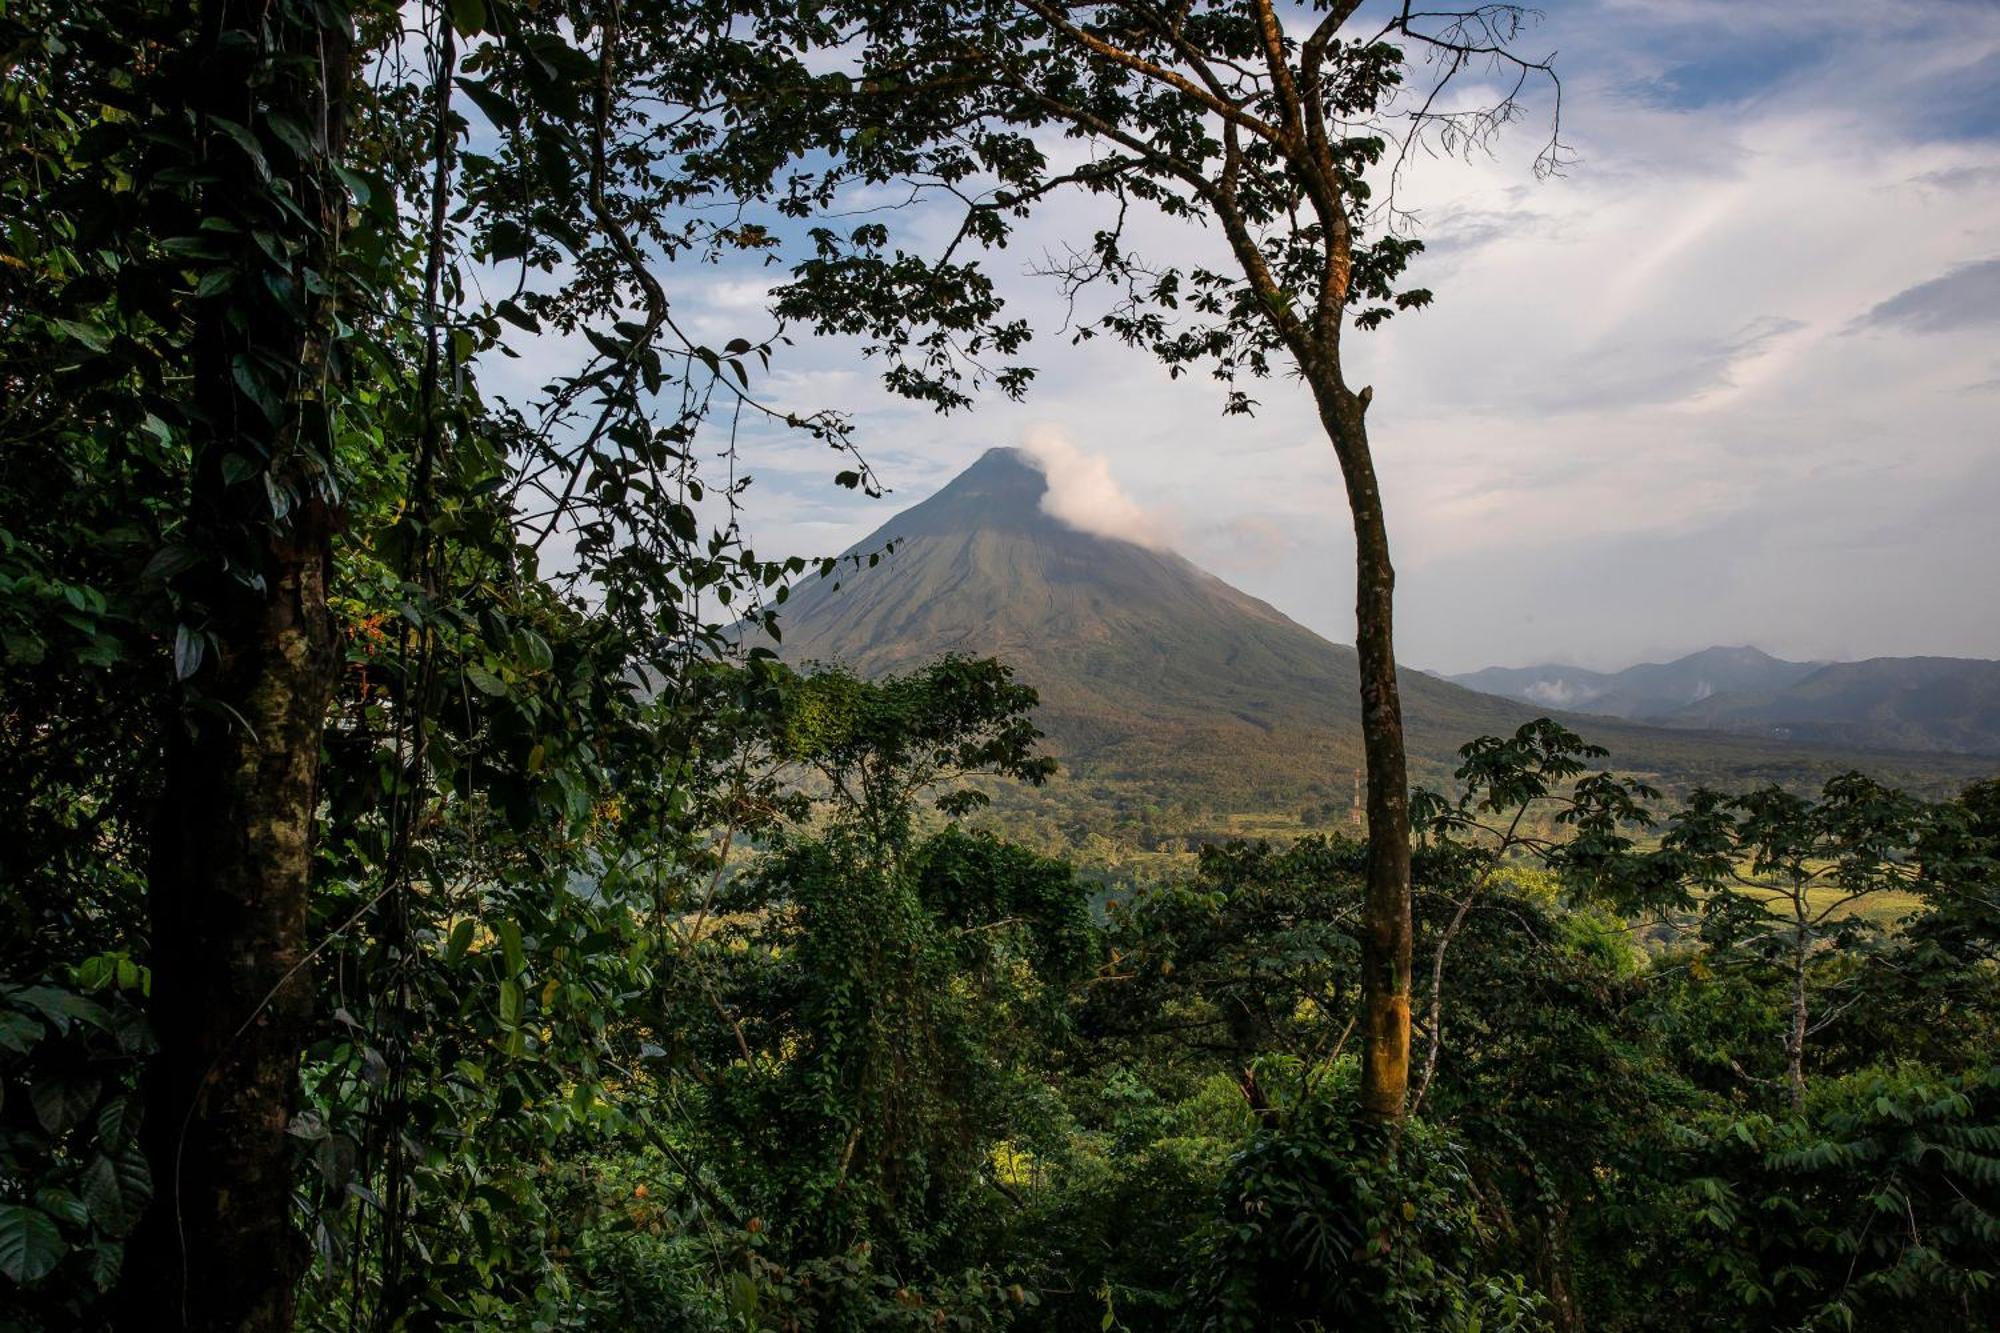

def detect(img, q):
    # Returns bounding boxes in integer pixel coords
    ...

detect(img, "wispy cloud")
[1853,257,2000,334]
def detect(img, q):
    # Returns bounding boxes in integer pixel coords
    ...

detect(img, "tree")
[776,655,1058,851]
[1661,775,1931,1111]
[765,0,1563,1122]
[1410,720,1657,1115]
[674,661,1084,1306]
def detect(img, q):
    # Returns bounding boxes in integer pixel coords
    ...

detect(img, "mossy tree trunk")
[119,0,352,1324]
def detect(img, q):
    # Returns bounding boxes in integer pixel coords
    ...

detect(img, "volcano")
[766,447,1989,805]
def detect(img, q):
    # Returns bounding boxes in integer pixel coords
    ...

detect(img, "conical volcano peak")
[767,441,1558,801]
[946,445,1049,503]
[880,445,1053,539]
[969,444,1039,473]
[890,440,1176,550]
[768,447,1977,806]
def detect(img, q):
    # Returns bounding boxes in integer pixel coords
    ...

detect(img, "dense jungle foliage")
[3,0,1998,1329]
[10,643,2000,1330]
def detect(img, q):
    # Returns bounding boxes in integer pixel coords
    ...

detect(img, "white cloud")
[1525,678,1601,709]
[1018,425,1174,550]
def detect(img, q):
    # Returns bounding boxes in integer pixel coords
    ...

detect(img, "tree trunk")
[1319,387,1413,1125]
[1538,1200,1584,1333]
[1787,927,1809,1113]
[119,2,350,1325]
[123,513,337,1331]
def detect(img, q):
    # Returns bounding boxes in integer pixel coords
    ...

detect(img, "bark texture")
[119,1,349,1324]
[1319,388,1413,1124]
[125,513,337,1331]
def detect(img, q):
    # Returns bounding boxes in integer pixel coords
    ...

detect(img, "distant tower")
[1348,767,1364,828]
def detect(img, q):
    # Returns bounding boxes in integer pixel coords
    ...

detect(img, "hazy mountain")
[1667,657,2000,756]
[1454,646,2000,757]
[768,448,1992,804]
[1450,646,1823,719]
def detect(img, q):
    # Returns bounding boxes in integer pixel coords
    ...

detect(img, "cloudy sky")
[593,0,2000,675]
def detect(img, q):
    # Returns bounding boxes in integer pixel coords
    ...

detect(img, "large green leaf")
[81,1146,151,1237]
[95,1095,140,1150]
[0,1008,42,1055]
[14,986,111,1035]
[496,919,525,977]
[0,1204,64,1283]
[31,1073,100,1135]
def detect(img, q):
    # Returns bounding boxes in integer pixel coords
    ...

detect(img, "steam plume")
[1019,426,1171,551]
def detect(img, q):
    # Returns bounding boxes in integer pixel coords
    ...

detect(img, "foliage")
[778,655,1059,843]
[675,664,1086,1297]
[1196,1099,1546,1333]
[1640,1065,2000,1331]
[0,977,152,1319]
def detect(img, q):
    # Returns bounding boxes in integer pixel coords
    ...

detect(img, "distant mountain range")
[767,448,1994,807]
[1451,648,2000,757]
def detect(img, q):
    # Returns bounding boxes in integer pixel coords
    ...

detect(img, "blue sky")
[502,0,2000,674]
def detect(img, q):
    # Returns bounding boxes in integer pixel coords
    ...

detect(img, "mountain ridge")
[1452,646,2000,756]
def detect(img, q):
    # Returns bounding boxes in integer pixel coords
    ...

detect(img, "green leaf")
[81,1146,150,1236]
[52,318,110,353]
[0,1008,43,1055]
[458,77,519,130]
[493,297,540,332]
[174,624,204,681]
[464,663,507,697]
[33,1188,87,1229]
[448,0,487,37]
[140,544,200,585]
[446,918,476,967]
[96,1096,140,1150]
[15,986,111,1034]
[515,628,554,672]
[207,116,270,181]
[333,165,375,210]
[32,1074,101,1135]
[230,355,283,425]
[0,1204,65,1283]
[496,919,525,977]
[265,112,316,163]
[727,1270,759,1318]
[84,1239,121,1291]
[498,978,524,1029]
